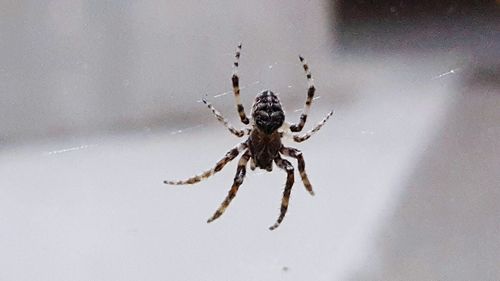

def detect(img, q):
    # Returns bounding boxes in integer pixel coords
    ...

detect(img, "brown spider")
[164,43,333,230]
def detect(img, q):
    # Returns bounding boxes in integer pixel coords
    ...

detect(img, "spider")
[164,43,333,230]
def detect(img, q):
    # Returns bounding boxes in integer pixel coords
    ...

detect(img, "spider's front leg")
[207,150,251,223]
[231,43,250,125]
[202,98,249,137]
[269,156,295,230]
[290,56,315,132]
[163,141,247,185]
[293,110,334,143]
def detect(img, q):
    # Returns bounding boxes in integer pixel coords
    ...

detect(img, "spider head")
[252,90,285,134]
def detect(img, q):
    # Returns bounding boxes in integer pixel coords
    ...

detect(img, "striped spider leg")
[232,43,250,125]
[289,55,316,132]
[207,150,251,223]
[269,156,295,230]
[280,146,315,196]
[163,141,248,185]
[293,110,334,142]
[202,98,250,137]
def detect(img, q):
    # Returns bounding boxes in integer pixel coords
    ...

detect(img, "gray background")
[1,1,499,280]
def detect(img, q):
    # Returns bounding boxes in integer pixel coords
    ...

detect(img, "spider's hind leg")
[281,147,314,196]
[269,156,295,230]
[207,150,251,223]
[163,142,247,185]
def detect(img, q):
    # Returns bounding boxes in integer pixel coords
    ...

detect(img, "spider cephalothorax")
[164,43,333,230]
[251,90,285,134]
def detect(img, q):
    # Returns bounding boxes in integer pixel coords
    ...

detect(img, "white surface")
[0,57,455,280]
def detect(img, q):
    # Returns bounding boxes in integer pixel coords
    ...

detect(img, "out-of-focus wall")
[0,0,335,144]
[336,0,498,56]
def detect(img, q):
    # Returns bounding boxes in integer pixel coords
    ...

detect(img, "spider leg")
[163,142,247,185]
[269,156,295,230]
[202,98,249,137]
[207,150,251,223]
[280,147,314,196]
[249,158,256,171]
[293,110,334,143]
[232,43,250,125]
[290,56,315,132]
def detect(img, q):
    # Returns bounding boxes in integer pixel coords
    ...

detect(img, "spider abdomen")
[251,90,285,134]
[248,130,282,171]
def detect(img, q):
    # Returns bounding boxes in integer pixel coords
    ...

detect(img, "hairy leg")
[269,156,295,230]
[207,150,251,223]
[232,43,250,125]
[202,98,248,137]
[290,56,315,132]
[163,142,247,185]
[280,146,314,195]
[293,110,334,142]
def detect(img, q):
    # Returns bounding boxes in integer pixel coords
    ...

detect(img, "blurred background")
[1,1,499,280]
